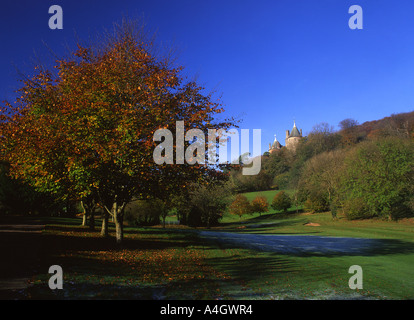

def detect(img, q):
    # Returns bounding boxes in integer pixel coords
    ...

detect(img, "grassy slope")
[14,205,413,300]
[221,189,302,224]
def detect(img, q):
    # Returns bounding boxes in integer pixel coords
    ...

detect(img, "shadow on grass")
[196,230,414,258]
[206,218,323,236]
[3,216,414,300]
[219,213,308,229]
[0,231,43,279]
[0,222,197,281]
[0,215,81,227]
[41,225,201,253]
[13,281,164,300]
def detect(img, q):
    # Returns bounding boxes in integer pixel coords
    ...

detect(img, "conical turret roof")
[272,134,282,149]
[289,121,302,138]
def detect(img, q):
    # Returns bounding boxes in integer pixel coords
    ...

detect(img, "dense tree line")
[230,112,414,220]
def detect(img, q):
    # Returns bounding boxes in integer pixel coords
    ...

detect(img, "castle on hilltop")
[269,121,303,154]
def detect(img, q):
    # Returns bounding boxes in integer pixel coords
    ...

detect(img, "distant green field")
[243,189,296,202]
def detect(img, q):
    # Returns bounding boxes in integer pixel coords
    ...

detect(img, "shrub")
[251,195,269,216]
[229,194,252,218]
[271,191,292,213]
[125,199,161,226]
[188,183,231,228]
[304,190,330,213]
[343,197,373,220]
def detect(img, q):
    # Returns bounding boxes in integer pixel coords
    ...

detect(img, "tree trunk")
[81,200,96,230]
[115,214,124,244]
[101,212,109,237]
[82,213,88,226]
[81,201,88,226]
[295,193,299,214]
[206,213,211,229]
[112,202,125,245]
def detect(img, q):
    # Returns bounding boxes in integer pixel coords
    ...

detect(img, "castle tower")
[269,134,282,153]
[285,121,302,151]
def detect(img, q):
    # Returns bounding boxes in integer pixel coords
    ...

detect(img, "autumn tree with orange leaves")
[0,19,235,244]
[250,195,269,216]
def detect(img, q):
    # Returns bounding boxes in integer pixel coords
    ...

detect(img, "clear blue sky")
[1,0,414,154]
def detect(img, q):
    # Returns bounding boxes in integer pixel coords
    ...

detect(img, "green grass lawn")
[14,207,414,300]
[243,189,296,202]
[212,210,414,299]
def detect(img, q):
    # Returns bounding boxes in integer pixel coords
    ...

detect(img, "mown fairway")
[3,207,413,300]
